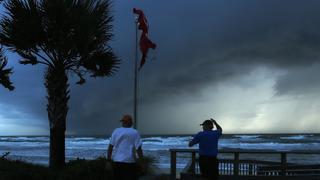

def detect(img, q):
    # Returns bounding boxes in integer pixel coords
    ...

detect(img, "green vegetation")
[0,156,157,180]
[0,157,51,180]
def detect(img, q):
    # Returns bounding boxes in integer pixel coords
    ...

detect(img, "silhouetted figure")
[107,115,143,180]
[189,118,223,180]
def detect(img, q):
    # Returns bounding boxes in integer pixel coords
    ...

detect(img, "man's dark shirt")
[190,130,222,157]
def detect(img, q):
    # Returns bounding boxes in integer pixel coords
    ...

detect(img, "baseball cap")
[200,119,213,126]
[120,115,133,123]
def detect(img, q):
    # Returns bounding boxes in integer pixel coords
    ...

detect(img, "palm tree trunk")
[45,63,69,169]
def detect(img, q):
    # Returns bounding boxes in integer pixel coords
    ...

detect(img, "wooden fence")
[169,149,320,180]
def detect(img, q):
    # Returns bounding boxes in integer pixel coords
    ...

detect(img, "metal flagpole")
[133,19,138,129]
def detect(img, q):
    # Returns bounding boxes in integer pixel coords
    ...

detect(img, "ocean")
[1,134,320,169]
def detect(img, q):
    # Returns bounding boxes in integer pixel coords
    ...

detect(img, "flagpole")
[133,8,156,129]
[133,19,138,129]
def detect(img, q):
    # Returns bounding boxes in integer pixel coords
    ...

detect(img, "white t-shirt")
[109,127,142,163]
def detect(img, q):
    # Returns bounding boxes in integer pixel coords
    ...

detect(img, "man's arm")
[211,118,223,132]
[134,131,144,159]
[107,144,113,161]
[108,130,116,161]
[189,133,200,147]
[136,146,146,173]
[188,140,196,147]
[136,146,143,159]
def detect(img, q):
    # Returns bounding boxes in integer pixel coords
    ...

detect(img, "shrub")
[0,156,155,180]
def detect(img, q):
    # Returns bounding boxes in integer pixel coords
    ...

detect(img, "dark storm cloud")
[87,0,320,133]
[137,0,320,101]
[0,53,46,116]
[274,64,320,96]
[1,0,320,134]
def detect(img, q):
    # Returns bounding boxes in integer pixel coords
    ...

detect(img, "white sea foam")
[71,137,98,141]
[280,135,309,140]
[233,135,261,139]
[0,136,49,142]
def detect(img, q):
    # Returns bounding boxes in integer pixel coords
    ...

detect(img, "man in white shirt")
[107,114,143,180]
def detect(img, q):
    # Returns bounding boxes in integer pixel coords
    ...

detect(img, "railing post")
[281,152,287,176]
[170,150,177,180]
[233,152,239,176]
[249,164,253,175]
[191,151,196,174]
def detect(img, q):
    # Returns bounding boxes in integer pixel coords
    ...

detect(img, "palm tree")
[0,47,14,91]
[0,0,119,169]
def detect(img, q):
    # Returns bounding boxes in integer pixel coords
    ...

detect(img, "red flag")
[139,33,156,69]
[133,8,156,69]
[133,8,148,34]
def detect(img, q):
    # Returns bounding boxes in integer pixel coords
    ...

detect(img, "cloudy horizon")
[1,0,320,136]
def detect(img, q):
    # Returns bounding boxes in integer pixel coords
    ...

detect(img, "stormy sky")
[1,0,320,135]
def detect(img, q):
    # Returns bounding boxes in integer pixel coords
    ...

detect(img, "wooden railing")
[169,149,320,180]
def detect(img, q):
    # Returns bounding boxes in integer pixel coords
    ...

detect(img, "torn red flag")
[139,33,156,69]
[133,8,157,70]
[133,8,148,34]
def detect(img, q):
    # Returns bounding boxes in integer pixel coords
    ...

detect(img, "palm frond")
[0,0,119,84]
[0,47,14,90]
[88,52,118,77]
[0,0,44,50]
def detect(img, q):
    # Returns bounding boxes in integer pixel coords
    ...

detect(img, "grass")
[0,154,163,180]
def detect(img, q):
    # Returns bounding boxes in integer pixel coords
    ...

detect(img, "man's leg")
[200,156,219,180]
[112,162,124,180]
[204,156,219,180]
[199,156,210,178]
[113,162,138,180]
[210,157,219,179]
[127,163,138,180]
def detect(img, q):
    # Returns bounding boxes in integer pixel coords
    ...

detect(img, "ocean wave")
[233,135,261,139]
[280,135,312,140]
[1,135,320,169]
[0,136,49,142]
[142,137,163,143]
[142,136,190,146]
[68,137,97,141]
[220,142,320,151]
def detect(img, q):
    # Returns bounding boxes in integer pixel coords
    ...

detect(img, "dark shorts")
[199,155,219,180]
[112,162,138,180]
